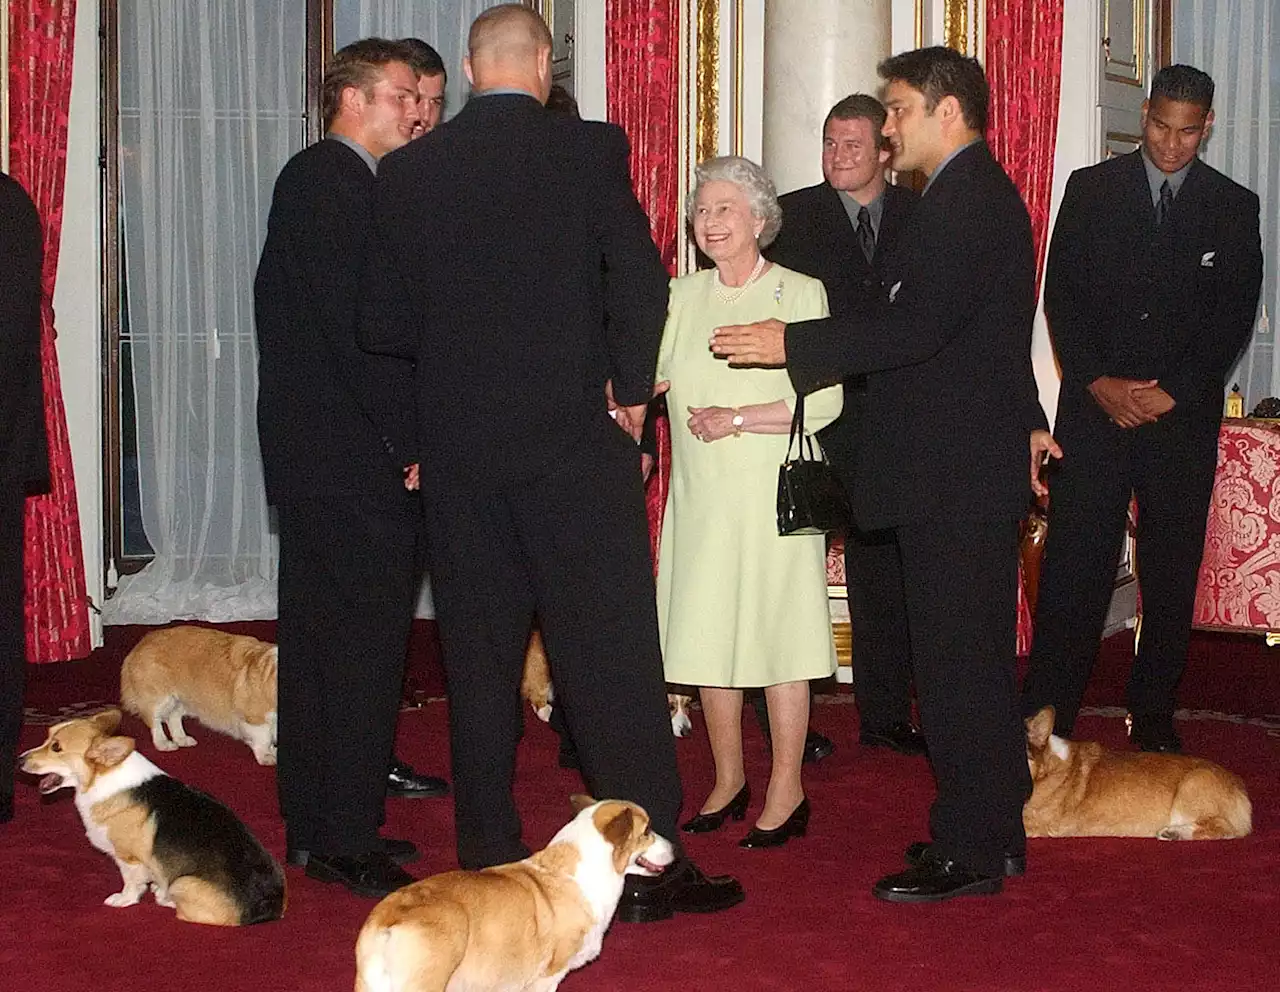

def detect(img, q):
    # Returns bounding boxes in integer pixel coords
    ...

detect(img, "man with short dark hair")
[362,3,743,923]
[766,93,924,761]
[399,38,447,135]
[1021,65,1263,753]
[712,46,1058,903]
[255,38,443,899]
[0,171,46,826]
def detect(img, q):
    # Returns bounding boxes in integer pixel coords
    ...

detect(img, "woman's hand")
[687,406,740,443]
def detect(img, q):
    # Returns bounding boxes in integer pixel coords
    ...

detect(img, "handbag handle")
[784,394,819,463]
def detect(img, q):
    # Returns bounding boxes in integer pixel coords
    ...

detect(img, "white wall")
[52,0,104,648]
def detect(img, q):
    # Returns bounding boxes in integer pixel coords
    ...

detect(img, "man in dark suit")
[1021,65,1263,753]
[0,172,47,826]
[766,93,925,759]
[713,47,1059,903]
[254,39,446,899]
[361,4,743,923]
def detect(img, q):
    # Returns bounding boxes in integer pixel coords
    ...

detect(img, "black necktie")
[1157,179,1174,227]
[856,205,875,263]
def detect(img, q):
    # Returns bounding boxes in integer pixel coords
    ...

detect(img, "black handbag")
[776,394,851,537]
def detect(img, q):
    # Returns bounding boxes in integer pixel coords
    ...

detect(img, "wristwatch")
[731,409,745,436]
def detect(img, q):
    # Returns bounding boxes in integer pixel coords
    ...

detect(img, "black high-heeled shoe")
[680,784,750,834]
[738,798,809,848]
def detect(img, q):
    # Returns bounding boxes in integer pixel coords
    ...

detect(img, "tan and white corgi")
[354,796,674,992]
[19,709,286,925]
[521,628,695,738]
[1023,706,1252,840]
[120,625,278,765]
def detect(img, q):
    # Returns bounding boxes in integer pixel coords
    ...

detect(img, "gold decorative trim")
[1103,0,1146,87]
[1,0,9,173]
[833,621,852,668]
[914,0,924,49]
[731,0,743,156]
[695,0,719,167]
[944,0,969,54]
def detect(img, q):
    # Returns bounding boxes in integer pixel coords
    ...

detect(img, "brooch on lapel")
[774,279,784,304]
[1200,251,1216,268]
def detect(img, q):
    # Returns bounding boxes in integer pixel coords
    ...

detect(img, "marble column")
[762,0,891,194]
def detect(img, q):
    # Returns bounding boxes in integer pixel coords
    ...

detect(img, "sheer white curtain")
[333,0,494,122]
[104,2,306,624]
[1175,1,1278,409]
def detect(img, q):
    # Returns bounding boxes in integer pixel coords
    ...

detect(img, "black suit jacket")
[767,180,917,483]
[786,143,1046,530]
[1045,151,1262,421]
[360,94,669,483]
[254,139,418,506]
[0,172,47,496]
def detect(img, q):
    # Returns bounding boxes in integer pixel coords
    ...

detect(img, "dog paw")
[175,736,197,748]
[255,750,277,766]
[105,891,142,908]
[535,705,553,723]
[1157,826,1190,841]
[154,739,180,751]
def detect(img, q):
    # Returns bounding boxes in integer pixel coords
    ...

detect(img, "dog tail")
[355,919,464,992]
[1223,785,1253,838]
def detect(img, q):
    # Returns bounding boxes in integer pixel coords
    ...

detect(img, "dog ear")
[86,735,136,768]
[602,806,637,873]
[569,793,597,813]
[1025,707,1055,750]
[92,709,123,735]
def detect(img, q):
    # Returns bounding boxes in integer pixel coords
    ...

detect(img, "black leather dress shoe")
[387,758,450,799]
[860,722,928,757]
[304,850,416,898]
[681,784,750,834]
[873,859,1003,903]
[739,798,809,849]
[904,840,1025,877]
[1129,716,1182,753]
[616,858,745,923]
[287,836,419,868]
[802,731,835,764]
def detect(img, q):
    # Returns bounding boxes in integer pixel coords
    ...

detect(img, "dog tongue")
[38,774,61,794]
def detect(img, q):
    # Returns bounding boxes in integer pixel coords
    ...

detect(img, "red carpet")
[4,624,1278,991]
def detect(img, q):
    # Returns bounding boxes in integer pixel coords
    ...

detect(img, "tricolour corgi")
[19,709,286,925]
[354,796,674,992]
[521,628,695,738]
[1023,706,1252,840]
[120,625,278,765]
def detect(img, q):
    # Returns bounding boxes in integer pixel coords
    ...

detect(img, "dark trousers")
[845,525,914,729]
[1021,400,1220,734]
[897,513,1028,876]
[274,490,420,855]
[0,489,25,807]
[422,422,682,870]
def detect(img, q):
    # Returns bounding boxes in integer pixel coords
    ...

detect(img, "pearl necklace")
[712,254,767,304]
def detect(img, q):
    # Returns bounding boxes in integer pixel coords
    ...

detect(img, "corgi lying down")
[1023,706,1252,840]
[354,796,674,992]
[521,628,694,738]
[120,625,278,765]
[20,710,285,925]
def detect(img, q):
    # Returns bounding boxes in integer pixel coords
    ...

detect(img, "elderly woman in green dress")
[656,156,842,848]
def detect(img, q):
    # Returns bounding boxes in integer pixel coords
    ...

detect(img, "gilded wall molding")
[695,0,720,167]
[1,0,9,172]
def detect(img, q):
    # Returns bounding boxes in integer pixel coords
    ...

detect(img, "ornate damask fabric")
[606,0,680,572]
[8,0,91,662]
[1195,422,1280,632]
[985,0,1064,287]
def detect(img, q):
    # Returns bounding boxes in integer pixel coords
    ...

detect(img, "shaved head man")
[464,4,554,102]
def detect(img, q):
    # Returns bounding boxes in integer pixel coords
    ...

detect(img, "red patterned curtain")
[7,0,91,662]
[605,0,680,569]
[985,0,1065,287]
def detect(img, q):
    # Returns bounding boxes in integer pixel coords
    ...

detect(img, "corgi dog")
[120,625,278,765]
[1023,706,1252,840]
[521,628,695,738]
[19,710,286,925]
[354,796,674,992]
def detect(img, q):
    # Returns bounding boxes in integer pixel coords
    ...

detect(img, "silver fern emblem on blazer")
[1200,251,1216,267]
[889,280,902,303]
